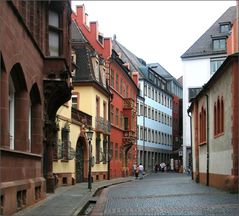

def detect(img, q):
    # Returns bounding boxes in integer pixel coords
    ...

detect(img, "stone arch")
[30,83,43,154]
[75,135,88,183]
[9,63,29,151]
[0,52,8,148]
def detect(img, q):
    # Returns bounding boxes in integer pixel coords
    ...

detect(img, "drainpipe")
[205,94,209,186]
[187,111,193,180]
[143,99,146,170]
[106,58,113,180]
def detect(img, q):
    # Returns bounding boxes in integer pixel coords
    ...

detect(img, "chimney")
[132,72,139,86]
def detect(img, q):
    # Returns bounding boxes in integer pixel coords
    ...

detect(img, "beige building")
[188,53,238,192]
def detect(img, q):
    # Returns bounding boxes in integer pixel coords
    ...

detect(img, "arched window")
[214,103,217,136]
[199,107,206,143]
[221,97,224,133]
[214,96,224,137]
[9,63,28,151]
[8,75,15,149]
[30,83,42,154]
[217,97,220,134]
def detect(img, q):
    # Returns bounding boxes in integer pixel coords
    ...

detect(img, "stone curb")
[72,179,134,216]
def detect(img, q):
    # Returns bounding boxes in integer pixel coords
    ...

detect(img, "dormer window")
[219,22,231,33]
[213,38,226,51]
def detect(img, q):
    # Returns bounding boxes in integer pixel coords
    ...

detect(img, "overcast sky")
[71,1,236,79]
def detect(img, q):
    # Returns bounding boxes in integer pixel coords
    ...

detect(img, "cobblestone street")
[91,173,239,216]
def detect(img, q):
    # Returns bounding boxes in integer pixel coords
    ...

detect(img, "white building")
[181,6,237,171]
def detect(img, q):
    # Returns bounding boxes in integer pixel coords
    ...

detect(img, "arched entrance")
[75,136,87,183]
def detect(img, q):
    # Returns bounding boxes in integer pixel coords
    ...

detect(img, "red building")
[72,5,139,178]
[0,1,72,215]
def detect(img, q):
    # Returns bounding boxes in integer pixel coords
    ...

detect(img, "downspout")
[187,111,193,180]
[143,97,146,169]
[107,58,112,180]
[205,94,209,186]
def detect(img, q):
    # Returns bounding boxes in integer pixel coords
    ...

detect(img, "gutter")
[206,94,210,186]
[187,110,193,180]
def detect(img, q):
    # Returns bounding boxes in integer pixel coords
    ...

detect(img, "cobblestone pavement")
[91,172,239,216]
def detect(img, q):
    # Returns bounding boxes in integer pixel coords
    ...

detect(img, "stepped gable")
[72,5,112,60]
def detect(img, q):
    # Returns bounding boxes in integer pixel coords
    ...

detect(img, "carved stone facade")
[0,1,72,215]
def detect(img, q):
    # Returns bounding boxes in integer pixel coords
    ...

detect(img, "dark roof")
[112,39,146,77]
[148,63,182,87]
[71,21,109,94]
[181,6,237,59]
[71,20,87,43]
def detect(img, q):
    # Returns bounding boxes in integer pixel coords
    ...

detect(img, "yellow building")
[52,20,111,186]
[53,94,92,186]
[71,20,111,182]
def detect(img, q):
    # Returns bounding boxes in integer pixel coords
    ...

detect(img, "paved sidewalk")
[13,176,135,216]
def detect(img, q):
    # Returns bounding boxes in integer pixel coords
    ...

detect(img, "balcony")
[123,98,135,110]
[122,130,136,148]
[71,107,92,127]
[95,116,111,135]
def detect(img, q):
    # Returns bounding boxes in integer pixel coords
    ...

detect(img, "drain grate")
[78,201,96,216]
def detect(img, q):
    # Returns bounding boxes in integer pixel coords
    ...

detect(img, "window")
[103,101,107,120]
[110,69,114,88]
[17,190,26,210]
[48,10,61,56]
[148,86,151,98]
[140,103,144,116]
[110,105,114,124]
[148,107,151,119]
[120,112,123,129]
[124,117,129,130]
[144,105,147,117]
[140,126,143,140]
[213,38,226,51]
[62,127,70,160]
[116,73,119,92]
[144,84,147,96]
[220,24,230,33]
[144,128,147,141]
[199,107,206,143]
[120,78,123,95]
[214,96,224,136]
[210,59,225,75]
[94,60,100,81]
[148,129,151,142]
[115,143,118,160]
[149,71,154,81]
[115,108,119,126]
[126,85,128,98]
[9,76,15,149]
[72,94,78,109]
[96,97,100,117]
[96,133,101,163]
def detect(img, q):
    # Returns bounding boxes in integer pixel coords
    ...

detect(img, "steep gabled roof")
[112,39,146,77]
[71,20,87,43]
[71,21,108,93]
[181,6,237,59]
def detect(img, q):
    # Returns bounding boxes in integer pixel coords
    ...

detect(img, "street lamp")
[86,127,93,190]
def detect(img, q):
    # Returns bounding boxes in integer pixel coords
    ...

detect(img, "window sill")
[199,141,206,146]
[214,132,224,138]
[0,148,42,158]
[60,159,69,162]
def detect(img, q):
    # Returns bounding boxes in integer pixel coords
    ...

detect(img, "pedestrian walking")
[139,163,144,180]
[133,162,137,177]
[135,165,139,179]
